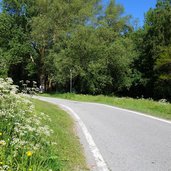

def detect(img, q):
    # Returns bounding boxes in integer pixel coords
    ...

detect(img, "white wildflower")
[0,140,6,146]
[52,142,57,145]
[3,165,10,170]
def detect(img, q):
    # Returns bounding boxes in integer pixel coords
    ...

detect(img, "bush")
[0,78,60,171]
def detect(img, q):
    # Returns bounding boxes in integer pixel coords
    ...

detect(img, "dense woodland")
[0,0,171,100]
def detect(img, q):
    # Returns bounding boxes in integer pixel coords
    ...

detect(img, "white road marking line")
[35,96,171,125]
[85,102,171,125]
[36,96,171,125]
[60,104,109,171]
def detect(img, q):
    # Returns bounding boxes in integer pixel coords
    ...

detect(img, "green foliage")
[0,49,8,77]
[53,23,136,94]
[154,45,171,99]
[1,0,170,100]
[0,78,60,170]
[101,0,132,34]
[134,0,171,99]
[0,1,35,82]
[105,37,136,90]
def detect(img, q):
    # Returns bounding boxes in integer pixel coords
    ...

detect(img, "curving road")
[35,96,171,171]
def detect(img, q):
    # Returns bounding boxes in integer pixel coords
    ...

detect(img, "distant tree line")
[0,0,170,100]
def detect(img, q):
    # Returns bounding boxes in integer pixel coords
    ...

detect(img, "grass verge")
[32,98,88,171]
[42,93,171,120]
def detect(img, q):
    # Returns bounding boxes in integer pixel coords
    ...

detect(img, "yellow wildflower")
[0,132,2,136]
[28,168,32,171]
[0,161,3,165]
[26,151,33,157]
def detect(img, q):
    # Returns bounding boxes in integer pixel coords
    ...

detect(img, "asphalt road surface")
[35,96,171,171]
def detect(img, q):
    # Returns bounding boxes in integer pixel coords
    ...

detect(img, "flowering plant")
[0,78,59,171]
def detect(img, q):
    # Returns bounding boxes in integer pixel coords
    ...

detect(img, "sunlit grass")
[42,93,171,120]
[32,99,88,171]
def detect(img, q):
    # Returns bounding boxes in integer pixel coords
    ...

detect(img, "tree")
[0,0,36,82]
[30,0,101,90]
[135,0,171,99]
[0,0,138,96]
[52,0,136,94]
[154,45,171,99]
[0,12,13,77]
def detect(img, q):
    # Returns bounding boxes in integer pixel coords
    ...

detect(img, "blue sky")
[102,0,157,26]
